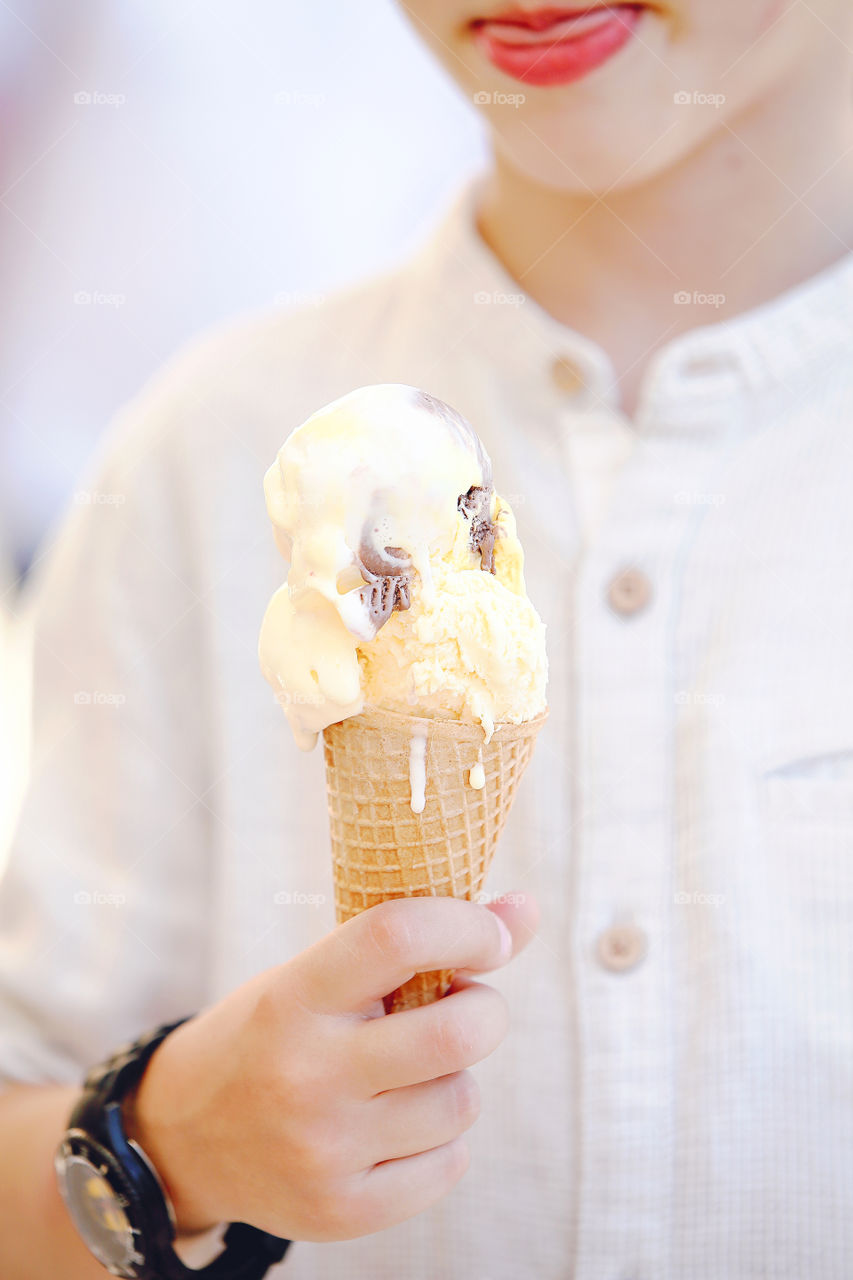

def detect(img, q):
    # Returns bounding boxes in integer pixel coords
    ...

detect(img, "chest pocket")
[748,700,853,927]
[752,695,853,826]
[763,752,853,822]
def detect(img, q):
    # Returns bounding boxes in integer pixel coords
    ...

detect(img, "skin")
[0,895,538,1271]
[127,896,536,1240]
[399,0,853,412]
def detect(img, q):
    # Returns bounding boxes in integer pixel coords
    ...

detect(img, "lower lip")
[473,5,643,87]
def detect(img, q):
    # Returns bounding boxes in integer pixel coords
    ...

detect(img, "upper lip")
[472,4,637,30]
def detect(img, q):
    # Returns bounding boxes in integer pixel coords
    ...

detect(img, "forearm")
[0,1085,107,1280]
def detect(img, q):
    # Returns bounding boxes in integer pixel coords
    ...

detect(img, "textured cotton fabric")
[2,178,852,1279]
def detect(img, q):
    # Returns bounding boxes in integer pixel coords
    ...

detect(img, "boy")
[1,1,852,1276]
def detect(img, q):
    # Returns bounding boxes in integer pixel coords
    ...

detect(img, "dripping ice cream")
[258,383,548,771]
[259,384,548,1011]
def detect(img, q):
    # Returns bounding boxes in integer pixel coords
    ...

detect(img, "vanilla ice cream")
[259,384,547,751]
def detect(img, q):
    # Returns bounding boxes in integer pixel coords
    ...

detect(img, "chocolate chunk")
[358,543,409,578]
[357,570,412,629]
[356,545,413,630]
[458,485,497,574]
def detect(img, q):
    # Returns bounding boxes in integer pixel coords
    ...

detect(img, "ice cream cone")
[323,706,547,1014]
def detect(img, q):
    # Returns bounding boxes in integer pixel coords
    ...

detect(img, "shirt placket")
[568,396,731,1280]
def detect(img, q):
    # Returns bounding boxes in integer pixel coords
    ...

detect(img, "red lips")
[480,5,608,30]
[472,4,644,87]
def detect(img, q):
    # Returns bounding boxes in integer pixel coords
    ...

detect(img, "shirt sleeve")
[0,348,220,1088]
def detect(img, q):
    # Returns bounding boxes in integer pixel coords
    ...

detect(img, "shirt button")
[607,567,652,617]
[551,355,585,393]
[595,923,647,973]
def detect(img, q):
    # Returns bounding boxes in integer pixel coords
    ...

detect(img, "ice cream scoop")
[261,385,548,1011]
[259,383,547,750]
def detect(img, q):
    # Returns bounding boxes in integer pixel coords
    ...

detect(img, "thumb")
[456,890,540,976]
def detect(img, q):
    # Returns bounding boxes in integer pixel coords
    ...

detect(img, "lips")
[471,4,644,87]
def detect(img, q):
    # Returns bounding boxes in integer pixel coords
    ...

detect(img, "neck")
[477,55,853,415]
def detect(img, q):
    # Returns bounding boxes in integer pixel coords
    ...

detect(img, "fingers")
[487,891,540,953]
[327,1139,470,1240]
[361,1070,480,1164]
[290,897,513,1014]
[352,980,509,1095]
[453,891,540,980]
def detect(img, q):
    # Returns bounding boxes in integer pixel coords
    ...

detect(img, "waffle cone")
[323,706,546,1014]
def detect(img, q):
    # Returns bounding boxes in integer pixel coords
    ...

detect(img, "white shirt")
[2,178,853,1279]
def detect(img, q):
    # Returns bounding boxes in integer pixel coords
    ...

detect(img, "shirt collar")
[417,174,853,432]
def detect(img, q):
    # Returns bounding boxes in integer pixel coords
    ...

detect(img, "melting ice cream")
[259,384,548,770]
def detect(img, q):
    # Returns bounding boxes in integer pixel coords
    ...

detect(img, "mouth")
[470,4,647,87]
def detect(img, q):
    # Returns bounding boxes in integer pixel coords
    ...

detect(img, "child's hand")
[129,893,538,1242]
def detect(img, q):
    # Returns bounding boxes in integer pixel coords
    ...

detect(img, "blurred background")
[0,0,487,855]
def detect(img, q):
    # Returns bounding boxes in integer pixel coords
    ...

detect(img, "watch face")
[56,1148,142,1277]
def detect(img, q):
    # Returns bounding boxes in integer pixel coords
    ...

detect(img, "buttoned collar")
[411,174,853,433]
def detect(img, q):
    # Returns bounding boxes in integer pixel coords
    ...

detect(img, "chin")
[485,98,709,195]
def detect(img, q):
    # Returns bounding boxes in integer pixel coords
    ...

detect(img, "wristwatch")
[55,1019,291,1279]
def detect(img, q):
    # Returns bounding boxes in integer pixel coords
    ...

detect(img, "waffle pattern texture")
[323,707,546,1013]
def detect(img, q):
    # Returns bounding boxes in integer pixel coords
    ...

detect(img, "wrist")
[124,1027,221,1238]
[56,1019,291,1279]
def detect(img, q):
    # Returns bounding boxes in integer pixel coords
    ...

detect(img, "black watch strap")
[82,1017,190,1099]
[65,1018,291,1280]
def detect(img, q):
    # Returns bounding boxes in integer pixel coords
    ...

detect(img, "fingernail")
[494,914,513,963]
